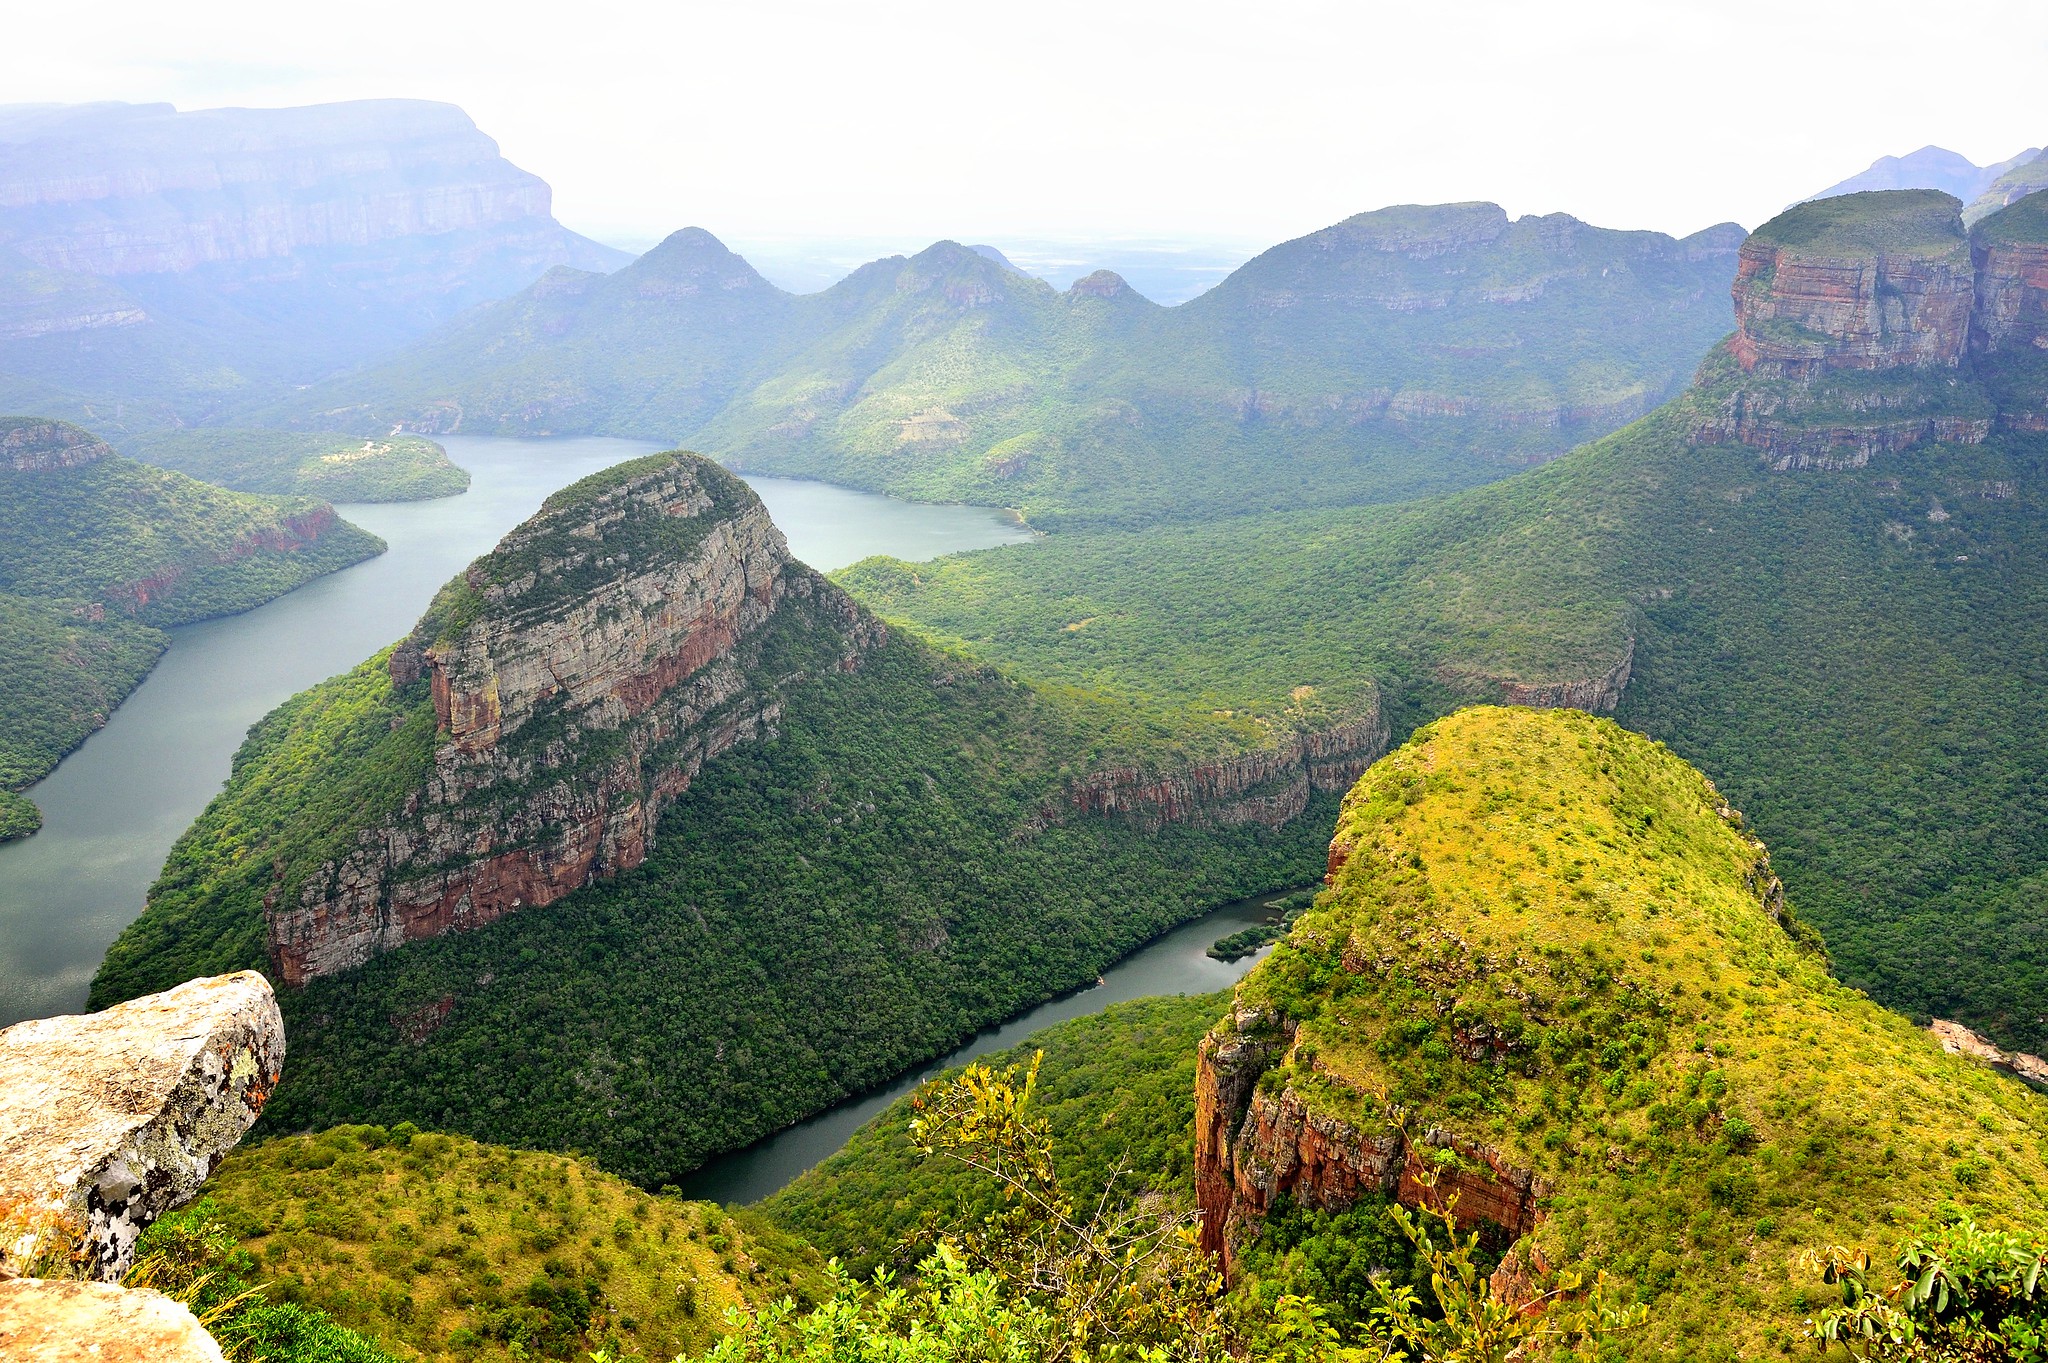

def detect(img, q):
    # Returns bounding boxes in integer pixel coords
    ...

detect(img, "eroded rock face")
[1730,234,1975,378]
[1972,230,2048,355]
[0,1281,226,1362]
[1930,1019,2048,1091]
[0,973,283,1280]
[1064,709,1391,830]
[268,454,884,985]
[1194,1000,1550,1282]
[0,420,111,472]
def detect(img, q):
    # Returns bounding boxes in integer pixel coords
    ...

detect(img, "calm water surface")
[676,893,1282,1206]
[0,435,1032,1026]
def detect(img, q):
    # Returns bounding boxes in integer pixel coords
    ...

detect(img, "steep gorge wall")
[266,456,883,985]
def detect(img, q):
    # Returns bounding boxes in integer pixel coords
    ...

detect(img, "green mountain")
[843,189,2048,1054]
[1966,148,2048,225]
[0,417,382,837]
[93,451,1352,1185]
[283,206,1745,529]
[120,428,470,502]
[1201,706,2048,1356]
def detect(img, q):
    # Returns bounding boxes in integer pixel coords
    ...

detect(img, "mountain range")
[0,100,627,428]
[1804,139,2048,225]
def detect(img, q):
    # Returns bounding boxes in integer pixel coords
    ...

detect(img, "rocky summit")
[266,452,882,985]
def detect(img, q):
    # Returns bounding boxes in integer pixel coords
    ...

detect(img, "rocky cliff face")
[1062,710,1390,830]
[266,453,883,986]
[1194,1000,1549,1282]
[0,100,610,278]
[1706,189,2048,461]
[0,419,110,471]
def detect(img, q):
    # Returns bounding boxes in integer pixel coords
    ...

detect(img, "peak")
[639,227,744,265]
[0,417,112,472]
[968,244,1031,277]
[1330,201,1511,248]
[907,240,993,269]
[1067,269,1133,300]
[1751,189,1967,256]
[1682,222,1750,257]
[622,228,773,295]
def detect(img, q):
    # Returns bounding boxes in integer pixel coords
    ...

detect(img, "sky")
[3,0,2044,253]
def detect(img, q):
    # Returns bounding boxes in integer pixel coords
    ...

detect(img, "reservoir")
[0,435,1033,1027]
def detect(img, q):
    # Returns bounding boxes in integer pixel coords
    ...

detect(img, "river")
[0,435,1034,1028]
[676,891,1281,1205]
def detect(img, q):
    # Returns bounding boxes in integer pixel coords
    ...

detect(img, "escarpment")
[1063,707,1391,830]
[1700,188,2048,462]
[265,452,883,985]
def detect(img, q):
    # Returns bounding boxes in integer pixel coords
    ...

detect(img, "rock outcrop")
[0,420,111,472]
[0,973,283,1280]
[1194,1001,1550,1280]
[1704,189,2048,461]
[1930,1019,2048,1092]
[1063,709,1391,830]
[0,1281,226,1362]
[267,453,884,985]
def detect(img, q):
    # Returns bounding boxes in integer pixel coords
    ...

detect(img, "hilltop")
[281,205,1744,529]
[1201,707,2048,1354]
[0,417,381,838]
[120,429,470,502]
[844,189,2048,1054]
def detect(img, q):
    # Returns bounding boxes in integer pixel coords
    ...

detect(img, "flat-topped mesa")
[0,417,111,471]
[1730,190,1975,378]
[267,452,883,986]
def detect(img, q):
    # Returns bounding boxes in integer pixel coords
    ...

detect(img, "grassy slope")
[760,993,1228,1276]
[198,1124,823,1363]
[123,429,470,502]
[1234,707,2048,1359]
[840,373,2048,1052]
[0,433,383,824]
[285,211,1739,530]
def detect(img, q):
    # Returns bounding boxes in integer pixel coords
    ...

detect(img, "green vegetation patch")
[1232,707,2048,1358]
[1974,186,2048,246]
[762,993,1228,1276]
[0,789,42,841]
[1749,189,1969,256]
[194,1124,823,1363]
[122,429,469,502]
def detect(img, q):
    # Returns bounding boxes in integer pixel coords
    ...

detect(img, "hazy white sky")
[4,0,2044,249]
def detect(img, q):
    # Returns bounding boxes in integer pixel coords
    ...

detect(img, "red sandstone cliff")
[265,455,883,986]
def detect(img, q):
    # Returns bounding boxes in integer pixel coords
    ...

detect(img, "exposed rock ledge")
[1930,1019,2048,1091]
[1194,1001,1550,1283]
[0,1280,225,1362]
[1438,638,1635,715]
[1,421,112,472]
[1062,708,1391,831]
[0,973,283,1280]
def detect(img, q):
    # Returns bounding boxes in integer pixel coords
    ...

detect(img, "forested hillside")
[283,206,1743,528]
[0,416,381,838]
[845,189,2048,1053]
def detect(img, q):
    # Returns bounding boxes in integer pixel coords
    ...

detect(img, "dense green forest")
[97,616,1335,1185]
[842,347,2048,1053]
[0,420,383,832]
[122,428,470,502]
[277,207,1742,529]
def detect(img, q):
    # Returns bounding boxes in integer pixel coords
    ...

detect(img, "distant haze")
[2,0,2044,252]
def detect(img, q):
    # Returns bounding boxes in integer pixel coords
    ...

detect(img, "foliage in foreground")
[126,1199,399,1363]
[193,1122,823,1363]
[1806,1218,2048,1363]
[678,1060,1640,1363]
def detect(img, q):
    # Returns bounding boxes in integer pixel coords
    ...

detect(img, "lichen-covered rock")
[0,973,283,1280]
[0,1280,225,1362]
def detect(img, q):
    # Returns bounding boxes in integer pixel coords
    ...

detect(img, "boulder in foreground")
[0,1279,225,1362]
[0,972,283,1279]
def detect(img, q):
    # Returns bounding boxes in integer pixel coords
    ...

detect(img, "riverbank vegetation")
[123,428,470,502]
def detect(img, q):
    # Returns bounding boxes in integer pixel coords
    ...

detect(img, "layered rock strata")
[1705,188,2048,460]
[1063,710,1391,830]
[0,973,283,1280]
[267,453,883,985]
[0,420,111,471]
[1194,1001,1549,1280]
